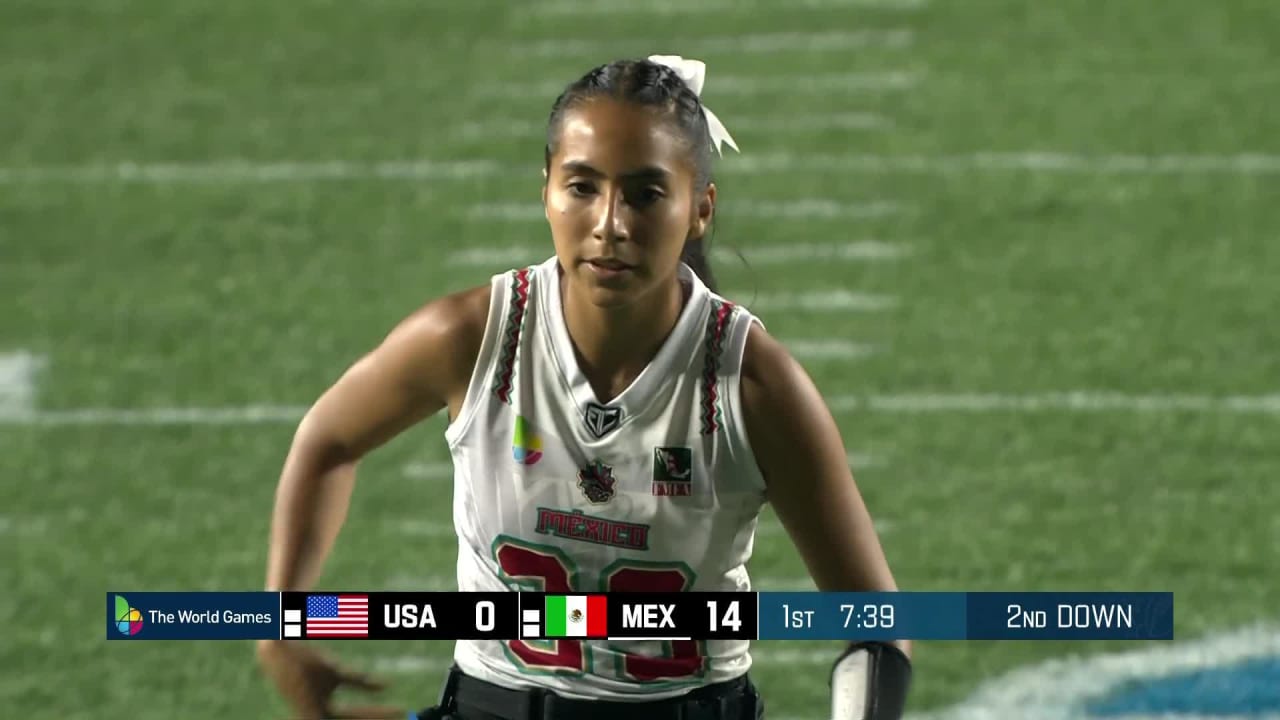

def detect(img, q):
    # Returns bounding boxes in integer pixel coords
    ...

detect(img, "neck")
[560,271,686,403]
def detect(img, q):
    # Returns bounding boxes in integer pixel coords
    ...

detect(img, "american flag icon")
[305,595,369,638]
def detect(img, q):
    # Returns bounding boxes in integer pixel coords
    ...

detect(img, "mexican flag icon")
[544,595,608,638]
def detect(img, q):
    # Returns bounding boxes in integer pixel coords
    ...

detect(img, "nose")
[591,187,630,242]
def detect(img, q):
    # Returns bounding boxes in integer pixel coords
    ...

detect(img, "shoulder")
[377,282,493,396]
[738,321,839,475]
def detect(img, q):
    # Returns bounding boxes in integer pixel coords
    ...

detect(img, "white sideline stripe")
[457,112,891,139]
[0,351,45,415]
[5,392,1280,426]
[787,340,880,360]
[476,72,919,100]
[750,290,898,312]
[7,153,1280,184]
[402,461,453,479]
[911,624,1280,720]
[469,200,909,222]
[513,30,913,58]
[521,0,929,15]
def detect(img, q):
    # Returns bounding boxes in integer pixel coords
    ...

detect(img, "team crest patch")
[582,402,623,439]
[577,459,617,504]
[652,446,693,496]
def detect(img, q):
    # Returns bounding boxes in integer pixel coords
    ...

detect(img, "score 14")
[707,599,743,632]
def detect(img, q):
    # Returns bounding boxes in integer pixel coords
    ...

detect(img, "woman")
[256,55,911,720]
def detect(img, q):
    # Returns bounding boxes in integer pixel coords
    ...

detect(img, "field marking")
[6,154,1280,185]
[394,519,455,538]
[786,340,881,361]
[719,152,1280,176]
[732,241,912,263]
[372,648,838,678]
[468,200,909,222]
[0,351,45,416]
[446,241,909,267]
[457,112,891,140]
[513,30,913,58]
[912,624,1280,720]
[827,392,1280,413]
[402,461,452,480]
[475,72,920,100]
[5,393,1280,426]
[520,0,930,15]
[749,290,898,312]
[756,518,894,537]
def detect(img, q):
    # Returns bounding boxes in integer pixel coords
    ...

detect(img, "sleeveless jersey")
[443,256,768,700]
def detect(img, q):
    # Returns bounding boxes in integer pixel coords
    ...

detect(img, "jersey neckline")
[536,257,710,439]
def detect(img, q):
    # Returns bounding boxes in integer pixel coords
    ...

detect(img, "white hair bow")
[648,54,740,156]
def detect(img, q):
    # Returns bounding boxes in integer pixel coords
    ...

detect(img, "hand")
[257,640,405,719]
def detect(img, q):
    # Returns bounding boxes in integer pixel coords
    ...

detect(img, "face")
[543,97,714,306]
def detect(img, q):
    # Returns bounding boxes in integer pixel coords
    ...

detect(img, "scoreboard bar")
[106,591,1173,641]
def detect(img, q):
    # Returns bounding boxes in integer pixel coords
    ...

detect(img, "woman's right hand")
[256,640,405,719]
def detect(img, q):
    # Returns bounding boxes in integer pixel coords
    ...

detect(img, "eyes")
[565,180,666,208]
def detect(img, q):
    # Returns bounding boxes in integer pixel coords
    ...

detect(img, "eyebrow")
[559,161,672,182]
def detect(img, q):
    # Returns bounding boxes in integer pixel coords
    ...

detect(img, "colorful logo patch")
[512,415,543,466]
[652,446,693,496]
[114,595,143,636]
[535,506,650,550]
[576,459,617,504]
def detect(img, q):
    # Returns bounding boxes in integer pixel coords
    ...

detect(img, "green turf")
[2,0,1277,717]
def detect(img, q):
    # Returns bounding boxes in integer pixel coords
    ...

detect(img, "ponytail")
[681,235,717,294]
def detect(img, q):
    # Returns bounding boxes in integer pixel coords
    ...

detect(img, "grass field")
[3,0,1279,717]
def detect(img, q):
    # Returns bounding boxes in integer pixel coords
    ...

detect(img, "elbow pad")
[831,642,912,720]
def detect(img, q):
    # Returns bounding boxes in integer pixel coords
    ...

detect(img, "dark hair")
[544,59,719,292]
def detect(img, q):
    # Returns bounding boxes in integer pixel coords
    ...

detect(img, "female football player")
[256,55,911,720]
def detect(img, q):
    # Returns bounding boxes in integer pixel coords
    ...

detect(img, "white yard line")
[786,340,881,361]
[446,241,911,267]
[0,351,45,416]
[457,112,891,140]
[475,72,920,100]
[827,392,1280,413]
[720,152,1280,175]
[520,0,930,15]
[748,290,898,312]
[5,154,1280,185]
[4,393,1279,426]
[394,519,456,538]
[468,200,909,222]
[402,461,453,480]
[731,241,913,263]
[513,30,913,58]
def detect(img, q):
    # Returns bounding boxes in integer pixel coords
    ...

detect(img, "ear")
[541,170,549,221]
[691,183,716,239]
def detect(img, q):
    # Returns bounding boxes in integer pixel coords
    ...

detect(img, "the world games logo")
[114,595,143,636]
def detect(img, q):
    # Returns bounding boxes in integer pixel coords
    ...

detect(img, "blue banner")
[107,592,279,640]
[756,591,1173,640]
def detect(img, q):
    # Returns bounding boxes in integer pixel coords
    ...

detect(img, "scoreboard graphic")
[106,591,1174,642]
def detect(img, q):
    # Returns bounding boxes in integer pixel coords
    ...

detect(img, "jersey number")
[494,538,705,682]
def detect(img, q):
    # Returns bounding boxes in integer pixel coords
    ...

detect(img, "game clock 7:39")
[842,603,895,629]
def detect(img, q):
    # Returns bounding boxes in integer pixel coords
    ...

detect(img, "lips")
[586,258,633,271]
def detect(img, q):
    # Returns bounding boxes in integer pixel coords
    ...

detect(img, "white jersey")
[444,256,767,700]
